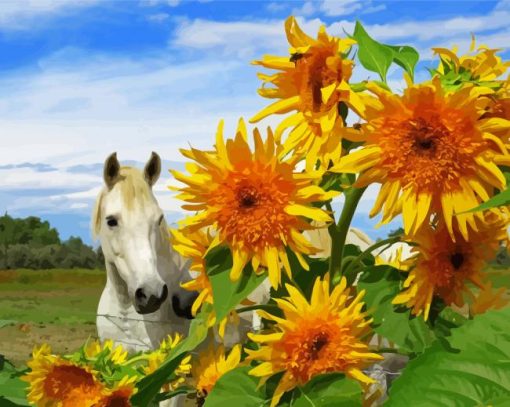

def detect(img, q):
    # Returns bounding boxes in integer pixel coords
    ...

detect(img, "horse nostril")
[135,288,146,301]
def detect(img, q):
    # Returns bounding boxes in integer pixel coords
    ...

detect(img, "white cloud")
[0,166,101,190]
[293,1,316,17]
[266,2,288,13]
[0,0,99,30]
[365,10,510,42]
[320,0,364,16]
[147,13,170,23]
[0,48,264,167]
[171,18,288,57]
[140,0,180,7]
[291,0,386,18]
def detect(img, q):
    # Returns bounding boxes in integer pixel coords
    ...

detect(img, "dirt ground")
[0,323,98,366]
[0,268,104,366]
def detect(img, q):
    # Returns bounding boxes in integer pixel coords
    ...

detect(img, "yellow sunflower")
[393,214,509,320]
[23,344,103,407]
[331,78,510,239]
[483,79,510,137]
[192,344,241,398]
[171,119,337,288]
[144,333,192,389]
[246,275,382,407]
[250,16,362,170]
[170,227,242,338]
[84,339,128,364]
[97,376,137,407]
[170,228,214,316]
[432,37,509,83]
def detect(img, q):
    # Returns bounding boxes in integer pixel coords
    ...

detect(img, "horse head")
[93,152,190,315]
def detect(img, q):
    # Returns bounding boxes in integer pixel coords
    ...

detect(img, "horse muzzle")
[172,291,199,320]
[134,284,168,314]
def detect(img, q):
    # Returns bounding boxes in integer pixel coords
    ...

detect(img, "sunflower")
[23,344,103,407]
[432,37,509,85]
[84,339,128,364]
[143,333,192,388]
[171,228,215,316]
[192,345,241,398]
[392,214,509,320]
[171,119,337,288]
[97,376,137,407]
[250,16,362,170]
[246,275,382,407]
[483,79,510,137]
[331,78,510,239]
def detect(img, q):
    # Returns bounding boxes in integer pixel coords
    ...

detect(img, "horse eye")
[106,217,118,227]
[158,215,164,225]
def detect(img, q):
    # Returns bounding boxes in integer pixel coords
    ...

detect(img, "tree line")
[0,213,104,270]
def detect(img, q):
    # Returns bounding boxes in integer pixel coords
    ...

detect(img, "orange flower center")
[376,110,485,193]
[99,388,132,407]
[43,365,97,400]
[276,318,357,384]
[294,46,344,114]
[212,164,297,251]
[421,241,475,303]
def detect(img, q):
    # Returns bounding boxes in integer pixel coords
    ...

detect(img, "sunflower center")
[295,47,343,113]
[450,252,464,270]
[408,118,446,155]
[238,187,258,208]
[309,332,329,360]
[43,365,96,400]
[216,168,296,250]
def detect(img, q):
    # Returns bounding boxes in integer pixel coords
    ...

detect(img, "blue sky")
[0,0,509,244]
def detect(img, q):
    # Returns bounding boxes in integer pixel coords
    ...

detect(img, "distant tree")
[0,214,103,270]
[0,213,23,268]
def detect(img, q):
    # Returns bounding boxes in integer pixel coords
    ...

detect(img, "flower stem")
[343,235,402,276]
[329,186,366,280]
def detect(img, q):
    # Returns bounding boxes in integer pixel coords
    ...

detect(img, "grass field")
[0,265,508,368]
[0,268,105,366]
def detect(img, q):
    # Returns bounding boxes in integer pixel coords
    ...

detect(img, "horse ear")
[104,152,120,188]
[144,151,161,187]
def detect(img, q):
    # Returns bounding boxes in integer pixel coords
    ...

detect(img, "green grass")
[0,268,105,365]
[0,268,105,325]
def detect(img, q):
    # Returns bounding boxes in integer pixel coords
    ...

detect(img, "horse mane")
[92,166,161,239]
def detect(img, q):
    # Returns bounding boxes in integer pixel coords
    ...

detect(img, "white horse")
[93,152,197,352]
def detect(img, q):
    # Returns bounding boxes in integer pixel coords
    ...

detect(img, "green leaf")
[0,361,29,406]
[131,304,212,406]
[386,307,510,406]
[357,265,435,354]
[387,45,419,80]
[432,307,468,338]
[204,366,267,407]
[291,373,362,406]
[353,21,393,82]
[465,186,510,212]
[206,246,267,322]
[270,250,329,301]
[485,396,510,406]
